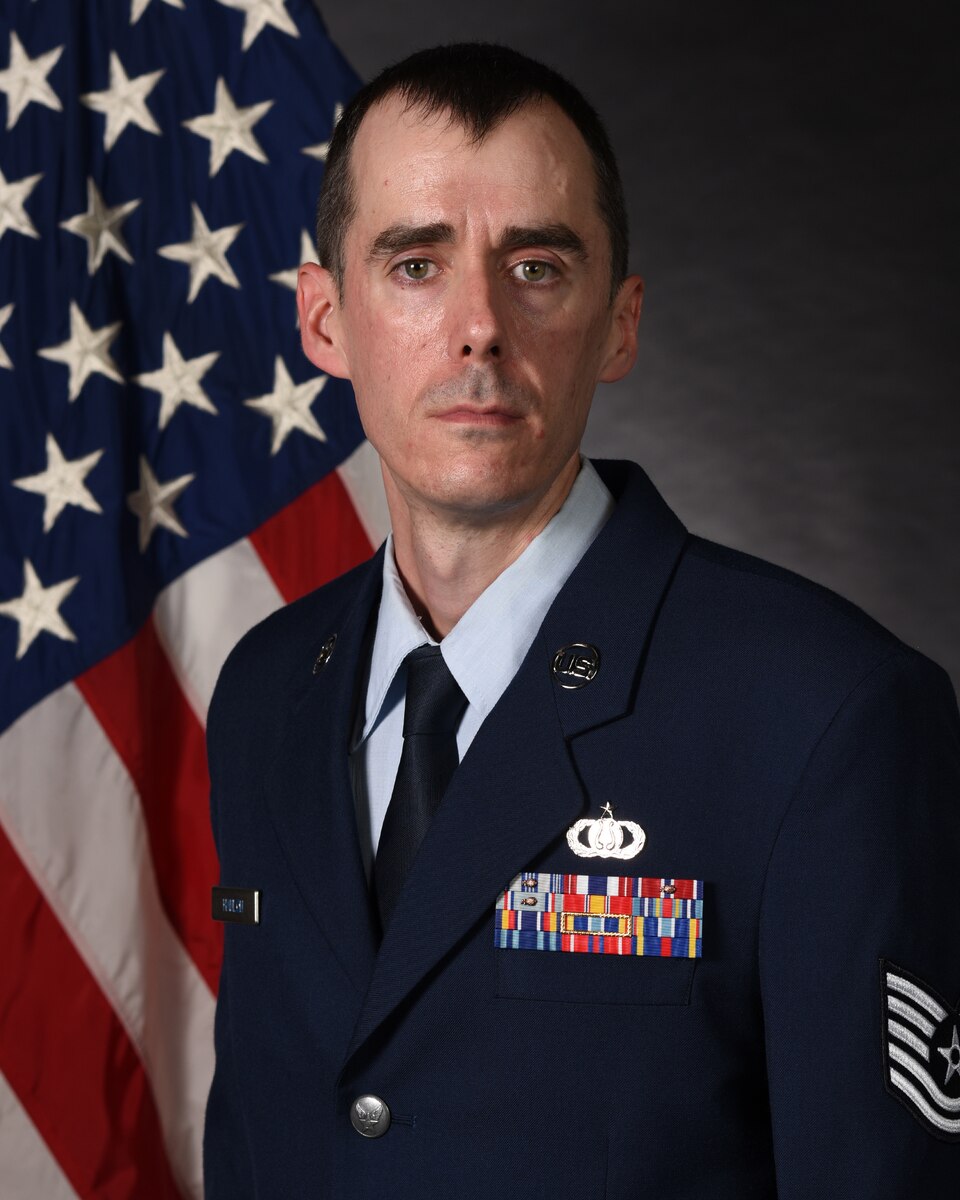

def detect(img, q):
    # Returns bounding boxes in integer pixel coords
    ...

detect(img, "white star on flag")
[130,0,185,24]
[126,456,195,552]
[157,202,243,303]
[244,356,327,454]
[0,31,63,130]
[13,434,104,533]
[215,0,299,52]
[135,332,220,429]
[81,52,164,152]
[269,228,314,292]
[0,559,79,660]
[60,177,141,275]
[0,302,12,369]
[302,102,343,161]
[0,167,42,242]
[183,77,274,177]
[37,301,123,401]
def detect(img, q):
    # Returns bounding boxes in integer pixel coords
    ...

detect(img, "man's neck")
[386,457,581,639]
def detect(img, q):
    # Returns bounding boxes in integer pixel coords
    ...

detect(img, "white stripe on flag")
[0,1069,80,1200]
[154,536,285,724]
[337,440,391,549]
[0,686,214,1199]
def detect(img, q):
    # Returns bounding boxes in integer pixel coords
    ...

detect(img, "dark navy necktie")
[374,645,468,930]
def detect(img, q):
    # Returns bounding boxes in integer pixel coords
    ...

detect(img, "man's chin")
[426,480,534,521]
[397,463,537,522]
[381,442,574,525]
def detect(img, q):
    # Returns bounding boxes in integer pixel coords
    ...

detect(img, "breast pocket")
[496,946,697,1005]
[494,870,702,1007]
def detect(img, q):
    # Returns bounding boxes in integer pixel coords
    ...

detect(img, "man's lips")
[433,407,523,427]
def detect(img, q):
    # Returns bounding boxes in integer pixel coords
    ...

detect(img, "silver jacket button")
[350,1094,391,1138]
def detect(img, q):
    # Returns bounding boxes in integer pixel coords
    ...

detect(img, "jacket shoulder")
[687,535,896,638]
[671,534,935,695]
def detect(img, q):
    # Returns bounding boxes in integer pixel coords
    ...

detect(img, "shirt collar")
[359,458,613,742]
[359,537,438,742]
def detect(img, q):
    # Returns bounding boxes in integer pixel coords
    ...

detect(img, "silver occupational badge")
[566,802,646,860]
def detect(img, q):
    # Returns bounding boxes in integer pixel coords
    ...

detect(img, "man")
[204,43,960,1198]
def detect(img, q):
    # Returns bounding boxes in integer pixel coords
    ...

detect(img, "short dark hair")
[315,43,629,300]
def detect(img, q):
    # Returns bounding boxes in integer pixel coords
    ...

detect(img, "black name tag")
[212,886,260,924]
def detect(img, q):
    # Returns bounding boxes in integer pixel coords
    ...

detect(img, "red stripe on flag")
[0,824,184,1200]
[76,622,222,994]
[249,472,374,603]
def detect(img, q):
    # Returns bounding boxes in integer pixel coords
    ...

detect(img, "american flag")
[0,1,387,1195]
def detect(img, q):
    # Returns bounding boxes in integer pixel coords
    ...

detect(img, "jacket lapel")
[343,460,689,1066]
[265,551,383,997]
[544,460,689,741]
[343,639,583,1063]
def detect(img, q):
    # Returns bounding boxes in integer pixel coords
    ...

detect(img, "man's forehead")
[348,92,598,222]
[355,91,476,153]
[355,93,588,183]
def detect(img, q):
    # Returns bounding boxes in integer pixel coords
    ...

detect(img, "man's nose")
[448,265,505,362]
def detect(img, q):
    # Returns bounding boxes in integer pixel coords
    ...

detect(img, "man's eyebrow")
[498,224,587,260]
[366,221,589,263]
[366,222,456,261]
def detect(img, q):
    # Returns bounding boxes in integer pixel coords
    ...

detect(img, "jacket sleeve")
[759,649,960,1196]
[203,959,255,1199]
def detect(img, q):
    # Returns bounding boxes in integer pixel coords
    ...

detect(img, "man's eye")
[397,259,432,280]
[512,260,553,283]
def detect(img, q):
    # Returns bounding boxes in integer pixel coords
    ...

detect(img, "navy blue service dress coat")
[204,459,960,1198]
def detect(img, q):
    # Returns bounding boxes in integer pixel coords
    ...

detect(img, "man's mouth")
[433,406,523,427]
[422,367,533,427]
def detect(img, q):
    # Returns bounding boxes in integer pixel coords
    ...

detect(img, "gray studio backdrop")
[321,1,959,686]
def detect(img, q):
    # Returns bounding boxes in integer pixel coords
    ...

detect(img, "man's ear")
[298,262,351,379]
[598,274,644,384]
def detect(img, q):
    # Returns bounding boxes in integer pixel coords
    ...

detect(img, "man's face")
[300,94,642,521]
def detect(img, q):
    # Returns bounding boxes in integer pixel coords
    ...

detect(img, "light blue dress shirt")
[350,459,614,876]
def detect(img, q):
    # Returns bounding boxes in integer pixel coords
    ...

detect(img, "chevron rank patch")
[881,959,960,1141]
[496,872,703,957]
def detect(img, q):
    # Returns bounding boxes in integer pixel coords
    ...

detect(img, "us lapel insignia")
[881,959,960,1141]
[567,802,645,859]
